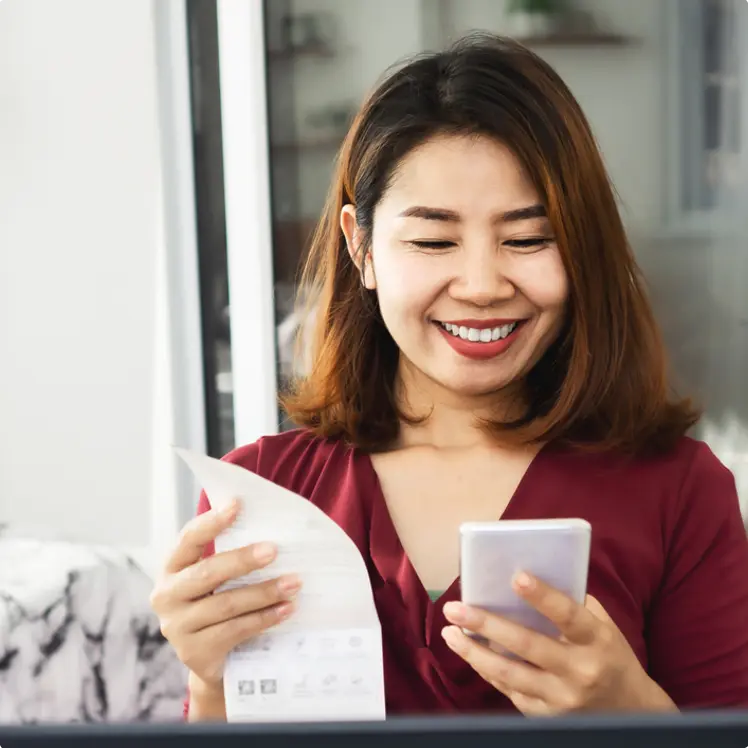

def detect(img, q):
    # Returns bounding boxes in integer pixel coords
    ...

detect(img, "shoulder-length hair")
[280,33,699,454]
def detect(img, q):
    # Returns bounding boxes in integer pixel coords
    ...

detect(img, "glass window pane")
[195,0,747,510]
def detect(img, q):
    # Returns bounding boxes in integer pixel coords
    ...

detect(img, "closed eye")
[408,240,456,250]
[408,237,553,251]
[504,237,553,250]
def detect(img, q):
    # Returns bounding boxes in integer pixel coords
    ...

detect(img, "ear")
[340,204,376,290]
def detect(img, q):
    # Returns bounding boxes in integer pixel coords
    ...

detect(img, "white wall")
[0,0,183,559]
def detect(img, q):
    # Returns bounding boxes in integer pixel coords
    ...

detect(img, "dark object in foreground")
[2,711,748,748]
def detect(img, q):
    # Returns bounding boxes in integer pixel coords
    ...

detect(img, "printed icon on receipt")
[238,680,255,696]
[260,679,277,695]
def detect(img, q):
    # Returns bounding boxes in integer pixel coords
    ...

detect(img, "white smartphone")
[460,518,591,640]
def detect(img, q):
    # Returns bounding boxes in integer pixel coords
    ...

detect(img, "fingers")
[184,574,302,631]
[212,599,297,654]
[441,625,560,704]
[165,500,240,574]
[511,572,596,644]
[179,600,296,680]
[152,540,278,620]
[152,503,304,687]
[506,690,556,716]
[443,601,568,672]
[173,541,278,601]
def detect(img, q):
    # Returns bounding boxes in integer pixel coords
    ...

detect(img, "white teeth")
[439,321,519,343]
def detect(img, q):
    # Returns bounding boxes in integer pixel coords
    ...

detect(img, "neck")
[394,359,524,451]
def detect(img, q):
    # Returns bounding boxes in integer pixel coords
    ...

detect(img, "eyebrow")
[398,204,547,223]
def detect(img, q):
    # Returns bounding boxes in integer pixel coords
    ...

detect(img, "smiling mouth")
[435,320,520,343]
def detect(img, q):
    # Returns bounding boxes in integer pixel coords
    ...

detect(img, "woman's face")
[341,134,569,401]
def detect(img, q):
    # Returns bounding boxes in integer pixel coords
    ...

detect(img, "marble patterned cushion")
[0,530,187,723]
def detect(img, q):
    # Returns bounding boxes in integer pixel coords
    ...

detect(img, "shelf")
[513,33,635,47]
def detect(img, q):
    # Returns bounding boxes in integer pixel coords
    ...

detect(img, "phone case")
[460,519,591,640]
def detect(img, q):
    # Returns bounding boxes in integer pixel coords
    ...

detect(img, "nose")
[449,243,515,307]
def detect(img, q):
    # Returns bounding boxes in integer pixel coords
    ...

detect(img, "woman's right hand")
[150,499,301,691]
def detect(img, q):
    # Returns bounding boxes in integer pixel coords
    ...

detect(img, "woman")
[151,33,748,719]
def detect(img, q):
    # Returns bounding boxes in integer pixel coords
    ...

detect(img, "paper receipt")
[175,448,386,722]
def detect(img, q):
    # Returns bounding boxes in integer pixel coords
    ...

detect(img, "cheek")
[373,246,446,313]
[511,250,568,310]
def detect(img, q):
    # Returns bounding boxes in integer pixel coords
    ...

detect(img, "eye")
[504,237,553,251]
[408,240,456,250]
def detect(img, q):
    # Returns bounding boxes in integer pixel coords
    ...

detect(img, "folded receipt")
[175,448,386,722]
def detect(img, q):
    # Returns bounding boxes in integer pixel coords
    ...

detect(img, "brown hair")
[281,33,699,454]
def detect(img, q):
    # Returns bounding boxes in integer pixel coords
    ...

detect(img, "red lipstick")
[434,320,524,361]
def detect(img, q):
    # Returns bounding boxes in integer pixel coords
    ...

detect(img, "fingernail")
[443,601,468,624]
[441,626,462,650]
[513,571,533,591]
[221,499,239,517]
[276,601,295,620]
[253,542,276,563]
[277,575,302,596]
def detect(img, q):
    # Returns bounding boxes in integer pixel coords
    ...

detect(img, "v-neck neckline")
[360,442,553,614]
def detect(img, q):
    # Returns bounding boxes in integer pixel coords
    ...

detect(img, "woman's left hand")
[442,572,677,715]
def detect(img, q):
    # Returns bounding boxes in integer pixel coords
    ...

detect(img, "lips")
[439,320,519,343]
[434,319,525,361]
[439,319,519,328]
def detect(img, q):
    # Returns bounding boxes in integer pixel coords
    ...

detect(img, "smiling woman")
[150,33,748,721]
[337,134,568,411]
[282,41,696,454]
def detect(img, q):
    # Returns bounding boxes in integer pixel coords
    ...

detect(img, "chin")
[436,371,518,400]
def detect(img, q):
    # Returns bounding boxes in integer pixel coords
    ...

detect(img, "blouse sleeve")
[646,442,748,708]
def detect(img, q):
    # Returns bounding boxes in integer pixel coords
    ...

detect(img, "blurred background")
[0,0,746,726]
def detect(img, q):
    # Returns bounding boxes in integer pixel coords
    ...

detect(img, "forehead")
[379,133,540,215]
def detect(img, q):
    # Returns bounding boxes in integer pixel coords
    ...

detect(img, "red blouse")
[187,429,748,715]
